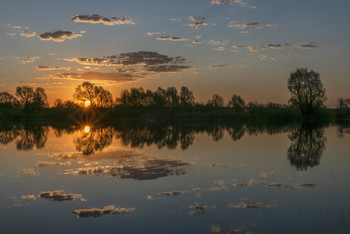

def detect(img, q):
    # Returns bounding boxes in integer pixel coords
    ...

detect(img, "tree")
[0,92,19,107]
[16,86,34,113]
[180,86,195,106]
[287,68,326,117]
[207,94,224,107]
[165,87,179,107]
[95,86,113,108]
[227,94,245,110]
[73,82,113,108]
[33,87,48,109]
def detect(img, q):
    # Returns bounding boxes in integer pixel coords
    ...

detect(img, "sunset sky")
[1,0,349,107]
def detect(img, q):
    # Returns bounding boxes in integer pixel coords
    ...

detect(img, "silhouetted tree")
[180,86,195,106]
[287,68,326,117]
[73,82,98,107]
[207,94,224,107]
[16,125,48,151]
[33,87,48,109]
[16,86,34,113]
[0,92,19,107]
[337,98,350,109]
[153,87,167,107]
[95,86,113,108]
[287,124,326,170]
[165,87,179,107]
[227,94,245,111]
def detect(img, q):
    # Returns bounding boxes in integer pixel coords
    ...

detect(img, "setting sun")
[84,125,90,133]
[84,100,91,107]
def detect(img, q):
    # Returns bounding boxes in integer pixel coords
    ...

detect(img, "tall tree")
[0,92,19,107]
[165,87,179,107]
[95,86,113,108]
[287,68,326,117]
[227,94,245,110]
[180,86,195,106]
[73,82,98,107]
[33,87,48,109]
[207,94,224,107]
[16,86,34,113]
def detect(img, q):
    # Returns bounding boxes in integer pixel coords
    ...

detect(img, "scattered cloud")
[6,32,16,36]
[16,168,38,176]
[188,16,208,29]
[267,43,282,49]
[208,65,228,69]
[211,0,254,8]
[229,201,276,209]
[228,21,277,30]
[20,31,37,38]
[192,40,202,44]
[157,191,185,196]
[50,71,134,82]
[15,56,40,63]
[156,36,187,41]
[214,47,226,51]
[208,40,228,46]
[39,30,82,42]
[144,65,197,73]
[146,32,161,36]
[297,42,319,49]
[232,45,266,52]
[71,14,135,25]
[259,55,276,60]
[260,171,275,177]
[39,190,84,201]
[36,65,71,71]
[37,161,71,166]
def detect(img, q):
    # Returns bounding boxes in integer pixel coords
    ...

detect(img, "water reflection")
[287,124,326,170]
[0,124,48,150]
[74,126,113,155]
[0,121,339,171]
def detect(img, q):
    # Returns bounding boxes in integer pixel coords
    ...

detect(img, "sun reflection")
[84,100,91,107]
[84,126,90,133]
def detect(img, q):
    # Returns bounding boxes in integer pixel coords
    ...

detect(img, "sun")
[84,125,90,133]
[84,100,91,107]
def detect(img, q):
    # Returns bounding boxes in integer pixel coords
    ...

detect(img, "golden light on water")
[84,100,91,107]
[84,126,90,133]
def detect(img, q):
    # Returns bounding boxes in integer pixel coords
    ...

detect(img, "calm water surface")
[0,123,349,233]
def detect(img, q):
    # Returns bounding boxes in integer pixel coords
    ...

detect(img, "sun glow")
[84,100,91,107]
[84,126,90,133]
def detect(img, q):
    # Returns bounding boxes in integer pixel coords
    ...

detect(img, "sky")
[1,0,349,107]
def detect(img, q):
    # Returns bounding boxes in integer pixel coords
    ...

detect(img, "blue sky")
[1,0,349,106]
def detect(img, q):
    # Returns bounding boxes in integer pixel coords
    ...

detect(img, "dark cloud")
[156,36,187,41]
[36,65,71,71]
[39,30,82,42]
[297,42,319,49]
[73,205,135,218]
[188,16,208,29]
[208,65,227,69]
[71,14,135,25]
[144,65,197,73]
[267,44,282,49]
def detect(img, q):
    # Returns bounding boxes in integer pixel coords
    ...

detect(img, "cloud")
[15,56,40,63]
[39,30,82,42]
[188,16,208,29]
[71,14,135,25]
[208,40,228,46]
[267,43,282,49]
[20,31,37,38]
[146,32,161,36]
[211,0,248,7]
[12,25,22,29]
[208,65,227,69]
[232,45,266,52]
[228,21,276,29]
[192,40,202,44]
[36,65,71,71]
[214,47,226,51]
[143,65,197,73]
[65,51,189,67]
[259,55,276,60]
[156,36,187,41]
[50,71,135,82]
[297,42,319,49]
[188,21,208,29]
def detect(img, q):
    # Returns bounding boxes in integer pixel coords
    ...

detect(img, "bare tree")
[207,94,224,107]
[180,86,195,106]
[16,86,34,113]
[227,94,245,110]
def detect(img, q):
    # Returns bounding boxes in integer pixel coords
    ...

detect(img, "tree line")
[1,68,350,119]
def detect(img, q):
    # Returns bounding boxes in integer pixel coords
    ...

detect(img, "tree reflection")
[287,124,326,170]
[0,125,48,150]
[74,126,114,155]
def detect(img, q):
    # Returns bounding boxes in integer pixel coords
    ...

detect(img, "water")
[0,122,349,233]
